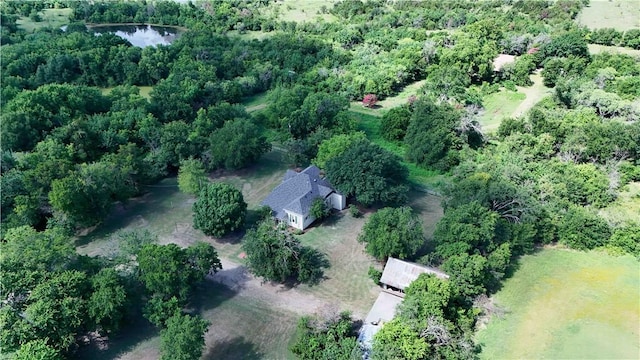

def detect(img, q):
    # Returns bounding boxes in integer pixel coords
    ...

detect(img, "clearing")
[268,0,337,23]
[577,0,640,31]
[16,8,72,33]
[599,181,640,226]
[75,149,449,359]
[479,71,550,133]
[476,248,640,359]
[349,79,427,114]
[588,44,640,58]
[100,86,153,100]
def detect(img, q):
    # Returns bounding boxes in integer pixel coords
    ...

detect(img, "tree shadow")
[72,316,158,360]
[203,336,264,360]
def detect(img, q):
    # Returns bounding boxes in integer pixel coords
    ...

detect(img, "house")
[261,165,346,230]
[358,258,449,355]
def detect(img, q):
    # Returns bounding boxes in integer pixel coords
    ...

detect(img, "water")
[91,24,182,47]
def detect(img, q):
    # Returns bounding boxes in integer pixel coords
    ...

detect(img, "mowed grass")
[476,248,640,359]
[599,181,640,226]
[589,44,640,58]
[479,90,526,132]
[577,0,640,31]
[16,8,72,33]
[349,79,426,113]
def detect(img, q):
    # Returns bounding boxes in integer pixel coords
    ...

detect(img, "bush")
[558,206,611,250]
[193,183,247,237]
[368,266,382,284]
[348,204,362,218]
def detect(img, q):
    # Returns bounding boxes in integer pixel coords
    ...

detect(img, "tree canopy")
[193,182,247,237]
[358,207,424,260]
[326,140,409,206]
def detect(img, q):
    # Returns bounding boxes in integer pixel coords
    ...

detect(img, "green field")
[477,248,640,359]
[589,44,640,58]
[271,0,337,23]
[16,8,72,33]
[479,90,526,132]
[577,0,640,31]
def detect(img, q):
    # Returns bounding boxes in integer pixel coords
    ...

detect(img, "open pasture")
[476,248,640,359]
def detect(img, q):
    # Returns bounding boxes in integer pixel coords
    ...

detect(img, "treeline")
[1,226,221,359]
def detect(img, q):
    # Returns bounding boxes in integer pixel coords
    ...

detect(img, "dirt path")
[209,258,339,316]
[512,70,551,118]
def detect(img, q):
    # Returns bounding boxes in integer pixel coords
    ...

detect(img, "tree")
[208,119,271,170]
[325,141,409,206]
[362,93,378,108]
[433,202,501,259]
[137,243,221,303]
[242,219,329,284]
[193,182,247,237]
[160,313,209,360]
[558,206,611,250]
[310,198,330,221]
[358,207,424,260]
[373,319,429,360]
[313,132,366,169]
[88,268,128,333]
[290,308,360,360]
[24,271,90,351]
[404,99,465,171]
[177,158,207,195]
[381,105,412,142]
[441,253,489,299]
[13,339,62,360]
[608,225,640,256]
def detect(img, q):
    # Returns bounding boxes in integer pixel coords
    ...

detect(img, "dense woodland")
[1,0,639,359]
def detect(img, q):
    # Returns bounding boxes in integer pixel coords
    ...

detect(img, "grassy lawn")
[577,0,640,30]
[352,110,445,190]
[476,248,640,359]
[588,44,640,58]
[599,181,640,226]
[271,0,337,23]
[349,79,426,113]
[479,90,526,132]
[100,86,153,100]
[16,8,72,33]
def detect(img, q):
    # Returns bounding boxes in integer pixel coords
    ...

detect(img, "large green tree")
[137,242,222,303]
[160,313,209,360]
[325,140,409,206]
[242,219,329,284]
[358,207,424,260]
[193,182,247,237]
[177,158,208,195]
[290,310,360,359]
[208,119,271,170]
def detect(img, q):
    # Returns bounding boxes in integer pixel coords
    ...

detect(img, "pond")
[91,24,183,48]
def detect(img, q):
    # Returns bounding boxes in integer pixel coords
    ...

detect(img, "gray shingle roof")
[261,165,338,220]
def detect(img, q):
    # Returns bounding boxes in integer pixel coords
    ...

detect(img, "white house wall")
[284,210,310,230]
[329,192,346,210]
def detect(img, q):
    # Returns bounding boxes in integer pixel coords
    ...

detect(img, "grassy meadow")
[476,248,640,360]
[16,8,72,33]
[577,0,640,31]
